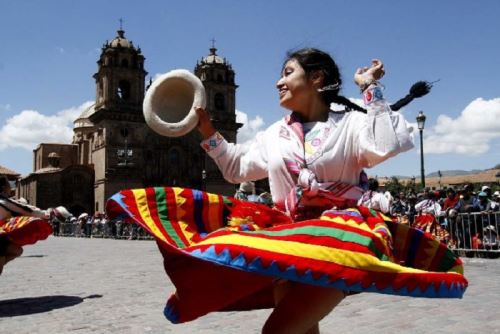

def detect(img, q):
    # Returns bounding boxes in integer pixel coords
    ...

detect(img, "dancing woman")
[107,48,466,334]
[0,175,70,275]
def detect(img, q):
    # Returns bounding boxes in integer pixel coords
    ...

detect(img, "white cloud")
[235,110,266,146]
[0,101,94,151]
[424,97,500,155]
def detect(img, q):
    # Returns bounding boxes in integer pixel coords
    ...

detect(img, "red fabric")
[0,217,52,246]
[443,196,459,211]
[159,245,275,322]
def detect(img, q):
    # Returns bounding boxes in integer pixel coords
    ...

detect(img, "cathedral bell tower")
[89,27,149,212]
[194,44,242,195]
[93,28,147,117]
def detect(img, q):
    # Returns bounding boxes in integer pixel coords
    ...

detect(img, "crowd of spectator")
[38,179,500,258]
[358,180,500,257]
[234,181,273,207]
[55,212,151,240]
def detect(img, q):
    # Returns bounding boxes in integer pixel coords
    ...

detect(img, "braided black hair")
[285,48,434,114]
[390,81,434,111]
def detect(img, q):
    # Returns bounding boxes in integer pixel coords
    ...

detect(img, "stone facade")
[18,28,242,216]
[17,154,94,217]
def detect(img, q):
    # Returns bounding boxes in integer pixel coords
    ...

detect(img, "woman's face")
[276,59,316,111]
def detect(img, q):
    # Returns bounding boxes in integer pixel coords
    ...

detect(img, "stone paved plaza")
[0,237,498,334]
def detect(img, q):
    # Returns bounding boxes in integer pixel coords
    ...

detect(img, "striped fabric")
[106,187,468,324]
[412,214,450,243]
[0,216,52,247]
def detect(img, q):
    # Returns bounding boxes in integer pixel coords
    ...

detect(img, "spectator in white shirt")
[357,178,390,214]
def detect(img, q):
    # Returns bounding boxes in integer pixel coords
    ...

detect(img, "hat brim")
[143,69,206,138]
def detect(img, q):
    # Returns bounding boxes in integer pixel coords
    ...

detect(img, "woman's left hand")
[354,59,385,88]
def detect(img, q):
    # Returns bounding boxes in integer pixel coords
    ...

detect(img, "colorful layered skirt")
[0,216,53,253]
[106,187,467,324]
[413,214,450,243]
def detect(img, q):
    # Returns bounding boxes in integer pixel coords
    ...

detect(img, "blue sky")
[1,0,499,178]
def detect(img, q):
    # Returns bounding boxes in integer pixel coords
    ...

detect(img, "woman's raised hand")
[195,107,216,139]
[354,59,385,88]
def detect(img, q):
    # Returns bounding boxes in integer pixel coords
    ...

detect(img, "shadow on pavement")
[0,294,103,317]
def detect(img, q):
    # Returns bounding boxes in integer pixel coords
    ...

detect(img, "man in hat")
[234,181,259,202]
[491,191,500,211]
[390,191,409,216]
[456,183,478,213]
[481,185,492,198]
[477,191,493,212]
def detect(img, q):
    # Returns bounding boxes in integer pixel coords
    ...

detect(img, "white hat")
[494,191,500,197]
[482,185,491,192]
[51,206,71,223]
[143,69,206,137]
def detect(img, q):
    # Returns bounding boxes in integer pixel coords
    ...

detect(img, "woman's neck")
[294,97,330,122]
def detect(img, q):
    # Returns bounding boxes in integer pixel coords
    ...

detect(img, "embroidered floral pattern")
[201,132,224,152]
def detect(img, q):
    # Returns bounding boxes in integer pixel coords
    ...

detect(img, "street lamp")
[416,111,426,188]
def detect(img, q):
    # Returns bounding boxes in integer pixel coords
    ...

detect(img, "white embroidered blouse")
[201,87,414,209]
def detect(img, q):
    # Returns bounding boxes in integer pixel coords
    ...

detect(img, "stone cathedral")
[18,28,241,216]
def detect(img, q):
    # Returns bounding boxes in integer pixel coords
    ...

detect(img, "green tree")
[384,176,404,195]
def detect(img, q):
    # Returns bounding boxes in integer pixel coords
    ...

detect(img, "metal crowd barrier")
[447,212,499,258]
[53,212,500,259]
[54,222,153,240]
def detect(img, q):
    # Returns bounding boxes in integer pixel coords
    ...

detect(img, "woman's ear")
[310,70,325,88]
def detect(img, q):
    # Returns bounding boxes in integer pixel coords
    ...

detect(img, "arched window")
[117,80,130,100]
[121,58,129,68]
[73,174,83,185]
[217,74,223,82]
[214,93,225,110]
[120,128,129,138]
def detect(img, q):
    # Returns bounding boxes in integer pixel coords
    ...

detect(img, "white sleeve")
[0,197,49,220]
[201,132,268,183]
[378,193,391,214]
[414,200,425,212]
[357,84,415,168]
[435,203,444,216]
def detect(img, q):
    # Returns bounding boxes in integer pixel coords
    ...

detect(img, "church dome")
[202,47,225,64]
[74,103,96,129]
[109,29,134,49]
[48,152,60,159]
